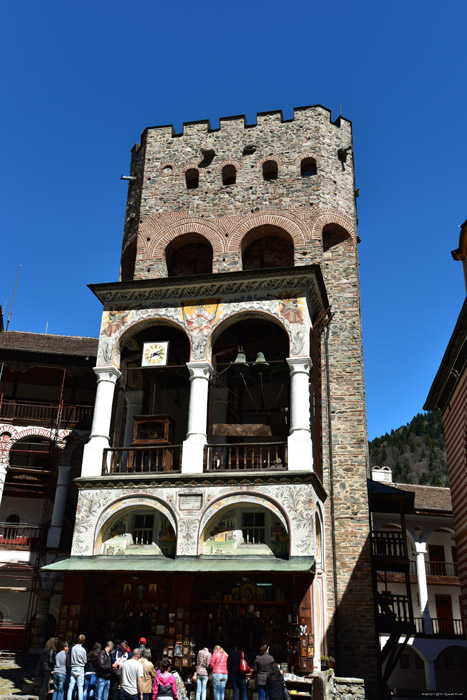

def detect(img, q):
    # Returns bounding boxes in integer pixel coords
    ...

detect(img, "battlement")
[136,104,351,146]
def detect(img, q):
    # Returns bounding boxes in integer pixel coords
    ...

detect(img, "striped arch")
[3,427,71,462]
[148,219,226,260]
[311,209,357,242]
[227,210,308,254]
[61,432,90,465]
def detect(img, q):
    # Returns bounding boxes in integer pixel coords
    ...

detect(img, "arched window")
[301,158,317,177]
[185,169,199,189]
[222,165,236,186]
[121,239,137,281]
[262,160,278,181]
[166,233,213,276]
[322,223,351,252]
[241,225,294,270]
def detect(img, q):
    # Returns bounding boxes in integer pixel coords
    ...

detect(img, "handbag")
[239,651,249,674]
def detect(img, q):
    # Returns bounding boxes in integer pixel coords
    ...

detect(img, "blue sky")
[1,1,466,440]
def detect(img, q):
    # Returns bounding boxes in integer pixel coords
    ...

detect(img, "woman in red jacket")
[210,646,228,700]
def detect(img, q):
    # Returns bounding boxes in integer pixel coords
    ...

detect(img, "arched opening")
[208,317,290,470]
[185,168,199,189]
[112,324,191,471]
[121,239,137,281]
[315,512,322,563]
[385,646,427,692]
[201,503,288,557]
[435,646,467,692]
[222,164,236,186]
[300,158,317,177]
[322,223,351,252]
[98,506,176,558]
[262,160,278,181]
[241,225,294,270]
[166,233,213,277]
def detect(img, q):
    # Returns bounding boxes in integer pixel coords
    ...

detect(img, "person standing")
[152,658,177,700]
[139,648,156,700]
[38,637,58,700]
[210,646,228,700]
[84,643,102,700]
[68,635,88,700]
[120,648,144,700]
[53,641,69,700]
[194,647,211,700]
[254,644,274,700]
[227,646,249,700]
[95,641,114,700]
[111,641,132,700]
[265,663,284,700]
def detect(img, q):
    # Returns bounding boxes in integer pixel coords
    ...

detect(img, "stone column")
[81,366,121,477]
[286,357,313,471]
[0,463,8,507]
[415,541,433,634]
[46,465,72,548]
[182,362,213,474]
[123,390,144,447]
[30,589,53,652]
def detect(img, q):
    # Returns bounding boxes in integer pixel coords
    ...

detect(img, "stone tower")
[49,106,378,694]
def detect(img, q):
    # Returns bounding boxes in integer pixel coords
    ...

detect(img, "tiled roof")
[0,331,98,357]
[395,483,452,512]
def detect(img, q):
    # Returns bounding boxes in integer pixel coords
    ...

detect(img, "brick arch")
[148,220,226,261]
[216,159,242,173]
[294,151,321,167]
[4,427,71,462]
[61,432,90,465]
[227,211,308,253]
[258,155,284,168]
[311,209,357,241]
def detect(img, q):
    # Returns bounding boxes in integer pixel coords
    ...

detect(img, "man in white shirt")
[120,648,143,700]
[67,634,87,700]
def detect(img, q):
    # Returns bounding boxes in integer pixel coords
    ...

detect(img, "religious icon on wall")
[149,584,158,596]
[124,584,132,595]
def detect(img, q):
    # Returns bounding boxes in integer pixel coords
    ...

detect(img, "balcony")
[415,617,465,637]
[203,441,287,472]
[102,446,182,475]
[0,400,93,429]
[371,530,406,559]
[377,592,414,634]
[409,560,459,579]
[0,523,42,549]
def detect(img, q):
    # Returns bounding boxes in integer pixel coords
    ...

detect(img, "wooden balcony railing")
[377,593,412,622]
[0,400,93,427]
[204,442,287,471]
[0,523,42,549]
[410,559,459,577]
[102,446,182,475]
[371,531,406,558]
[415,617,465,636]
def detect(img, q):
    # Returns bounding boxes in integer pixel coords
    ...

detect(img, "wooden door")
[435,594,453,634]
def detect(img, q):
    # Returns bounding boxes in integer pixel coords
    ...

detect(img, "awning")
[42,555,315,574]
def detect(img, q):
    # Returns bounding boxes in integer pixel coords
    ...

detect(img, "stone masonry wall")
[120,106,357,278]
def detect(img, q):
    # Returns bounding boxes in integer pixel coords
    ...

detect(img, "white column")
[123,390,144,447]
[424,658,436,692]
[0,463,8,507]
[415,541,433,634]
[46,464,72,548]
[81,366,121,477]
[286,357,313,471]
[181,362,213,474]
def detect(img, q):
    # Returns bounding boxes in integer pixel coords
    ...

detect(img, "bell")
[253,352,269,369]
[229,350,255,386]
[232,350,248,368]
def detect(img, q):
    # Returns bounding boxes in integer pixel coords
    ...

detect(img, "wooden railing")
[371,531,406,558]
[377,593,412,622]
[409,560,458,577]
[204,442,287,471]
[0,400,93,427]
[0,523,42,549]
[102,446,182,475]
[415,617,465,636]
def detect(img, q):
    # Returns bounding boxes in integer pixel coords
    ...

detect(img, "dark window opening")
[186,169,199,189]
[132,514,154,545]
[301,158,317,177]
[166,233,213,277]
[243,512,265,544]
[222,165,236,186]
[262,161,278,181]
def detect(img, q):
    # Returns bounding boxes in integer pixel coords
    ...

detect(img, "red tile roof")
[0,331,98,357]
[395,483,452,512]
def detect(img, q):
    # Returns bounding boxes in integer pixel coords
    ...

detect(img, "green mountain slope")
[368,412,448,486]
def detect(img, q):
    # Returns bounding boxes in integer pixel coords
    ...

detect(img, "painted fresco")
[202,507,288,557]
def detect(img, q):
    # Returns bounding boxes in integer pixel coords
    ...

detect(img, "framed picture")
[136,584,146,600]
[183,646,190,656]
[124,584,132,596]
[174,644,183,657]
[177,608,184,620]
[174,658,181,668]
[182,657,190,668]
[169,626,175,637]
[169,613,176,623]
[149,584,158,596]
[168,647,174,658]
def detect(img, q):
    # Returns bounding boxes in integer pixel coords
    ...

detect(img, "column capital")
[186,361,213,380]
[286,357,312,375]
[93,366,122,383]
[415,541,428,555]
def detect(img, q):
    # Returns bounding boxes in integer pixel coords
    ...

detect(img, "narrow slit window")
[185,168,199,189]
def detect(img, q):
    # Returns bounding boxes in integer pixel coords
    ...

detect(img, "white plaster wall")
[0,496,45,523]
